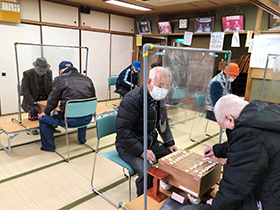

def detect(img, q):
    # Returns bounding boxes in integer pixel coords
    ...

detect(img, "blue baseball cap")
[59,61,73,70]
[132,61,142,71]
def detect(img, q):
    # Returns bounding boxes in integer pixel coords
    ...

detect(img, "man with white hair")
[202,94,280,210]
[38,61,96,152]
[115,66,178,196]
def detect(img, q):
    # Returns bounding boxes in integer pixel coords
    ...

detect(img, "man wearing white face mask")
[205,63,239,121]
[115,66,178,197]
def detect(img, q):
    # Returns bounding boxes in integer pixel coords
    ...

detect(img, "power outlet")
[2,72,6,76]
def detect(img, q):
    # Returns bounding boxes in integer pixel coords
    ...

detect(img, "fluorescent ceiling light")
[105,0,151,11]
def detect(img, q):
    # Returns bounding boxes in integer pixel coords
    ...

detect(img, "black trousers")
[115,88,129,97]
[118,140,171,196]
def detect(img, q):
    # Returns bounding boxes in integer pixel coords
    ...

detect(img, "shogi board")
[158,149,222,198]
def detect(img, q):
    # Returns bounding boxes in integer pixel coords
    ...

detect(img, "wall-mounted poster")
[157,21,172,34]
[222,15,244,32]
[137,21,152,34]
[195,17,214,33]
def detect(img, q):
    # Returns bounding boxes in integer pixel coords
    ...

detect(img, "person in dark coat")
[38,61,96,151]
[21,57,53,112]
[115,61,141,97]
[115,66,178,196]
[202,94,280,210]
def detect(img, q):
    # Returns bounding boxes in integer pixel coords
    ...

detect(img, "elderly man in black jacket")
[202,94,280,210]
[115,66,178,196]
[38,61,96,152]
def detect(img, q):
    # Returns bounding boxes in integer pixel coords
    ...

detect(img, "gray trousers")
[118,140,171,196]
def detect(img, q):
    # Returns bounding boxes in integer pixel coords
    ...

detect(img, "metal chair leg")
[54,151,68,162]
[66,128,69,162]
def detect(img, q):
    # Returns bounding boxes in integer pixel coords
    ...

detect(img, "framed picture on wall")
[157,21,172,34]
[269,14,280,30]
[137,21,152,34]
[178,18,188,30]
[195,17,214,33]
[222,15,244,32]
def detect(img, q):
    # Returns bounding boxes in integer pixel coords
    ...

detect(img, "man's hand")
[141,149,155,165]
[167,145,178,153]
[207,198,213,205]
[204,146,214,157]
[134,85,138,89]
[38,112,46,119]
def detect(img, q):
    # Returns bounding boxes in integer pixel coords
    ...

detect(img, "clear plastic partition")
[142,44,231,210]
[149,48,215,126]
[15,43,88,121]
[260,55,280,103]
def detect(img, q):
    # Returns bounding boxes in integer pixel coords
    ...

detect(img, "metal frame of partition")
[259,53,280,100]
[14,42,89,124]
[142,44,232,210]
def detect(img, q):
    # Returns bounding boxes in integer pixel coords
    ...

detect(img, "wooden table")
[96,105,114,115]
[119,185,219,210]
[36,101,113,115]
[0,118,39,156]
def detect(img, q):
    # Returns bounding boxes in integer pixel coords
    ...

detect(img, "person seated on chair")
[21,57,61,134]
[115,66,178,197]
[38,61,96,152]
[202,94,280,210]
[115,61,142,97]
[205,63,239,121]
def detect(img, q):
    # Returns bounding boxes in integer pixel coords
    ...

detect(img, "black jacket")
[115,86,175,157]
[202,100,280,210]
[21,68,53,112]
[44,67,96,115]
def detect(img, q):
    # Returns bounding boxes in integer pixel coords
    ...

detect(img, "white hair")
[149,66,172,82]
[214,94,249,123]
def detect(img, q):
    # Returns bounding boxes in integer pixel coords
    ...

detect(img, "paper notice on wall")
[231,31,240,47]
[136,34,142,46]
[250,35,280,68]
[245,31,253,47]
[209,32,225,50]
[248,39,254,53]
[183,31,193,46]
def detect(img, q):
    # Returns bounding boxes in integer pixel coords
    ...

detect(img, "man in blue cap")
[38,61,96,152]
[115,61,141,97]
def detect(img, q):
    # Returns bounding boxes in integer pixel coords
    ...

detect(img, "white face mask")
[228,77,235,83]
[150,85,168,101]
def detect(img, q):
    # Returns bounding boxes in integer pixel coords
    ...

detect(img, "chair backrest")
[172,87,187,100]
[19,84,23,96]
[196,94,206,108]
[65,97,97,118]
[108,77,118,86]
[96,112,117,139]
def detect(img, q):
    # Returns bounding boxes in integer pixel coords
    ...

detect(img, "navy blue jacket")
[116,65,139,91]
